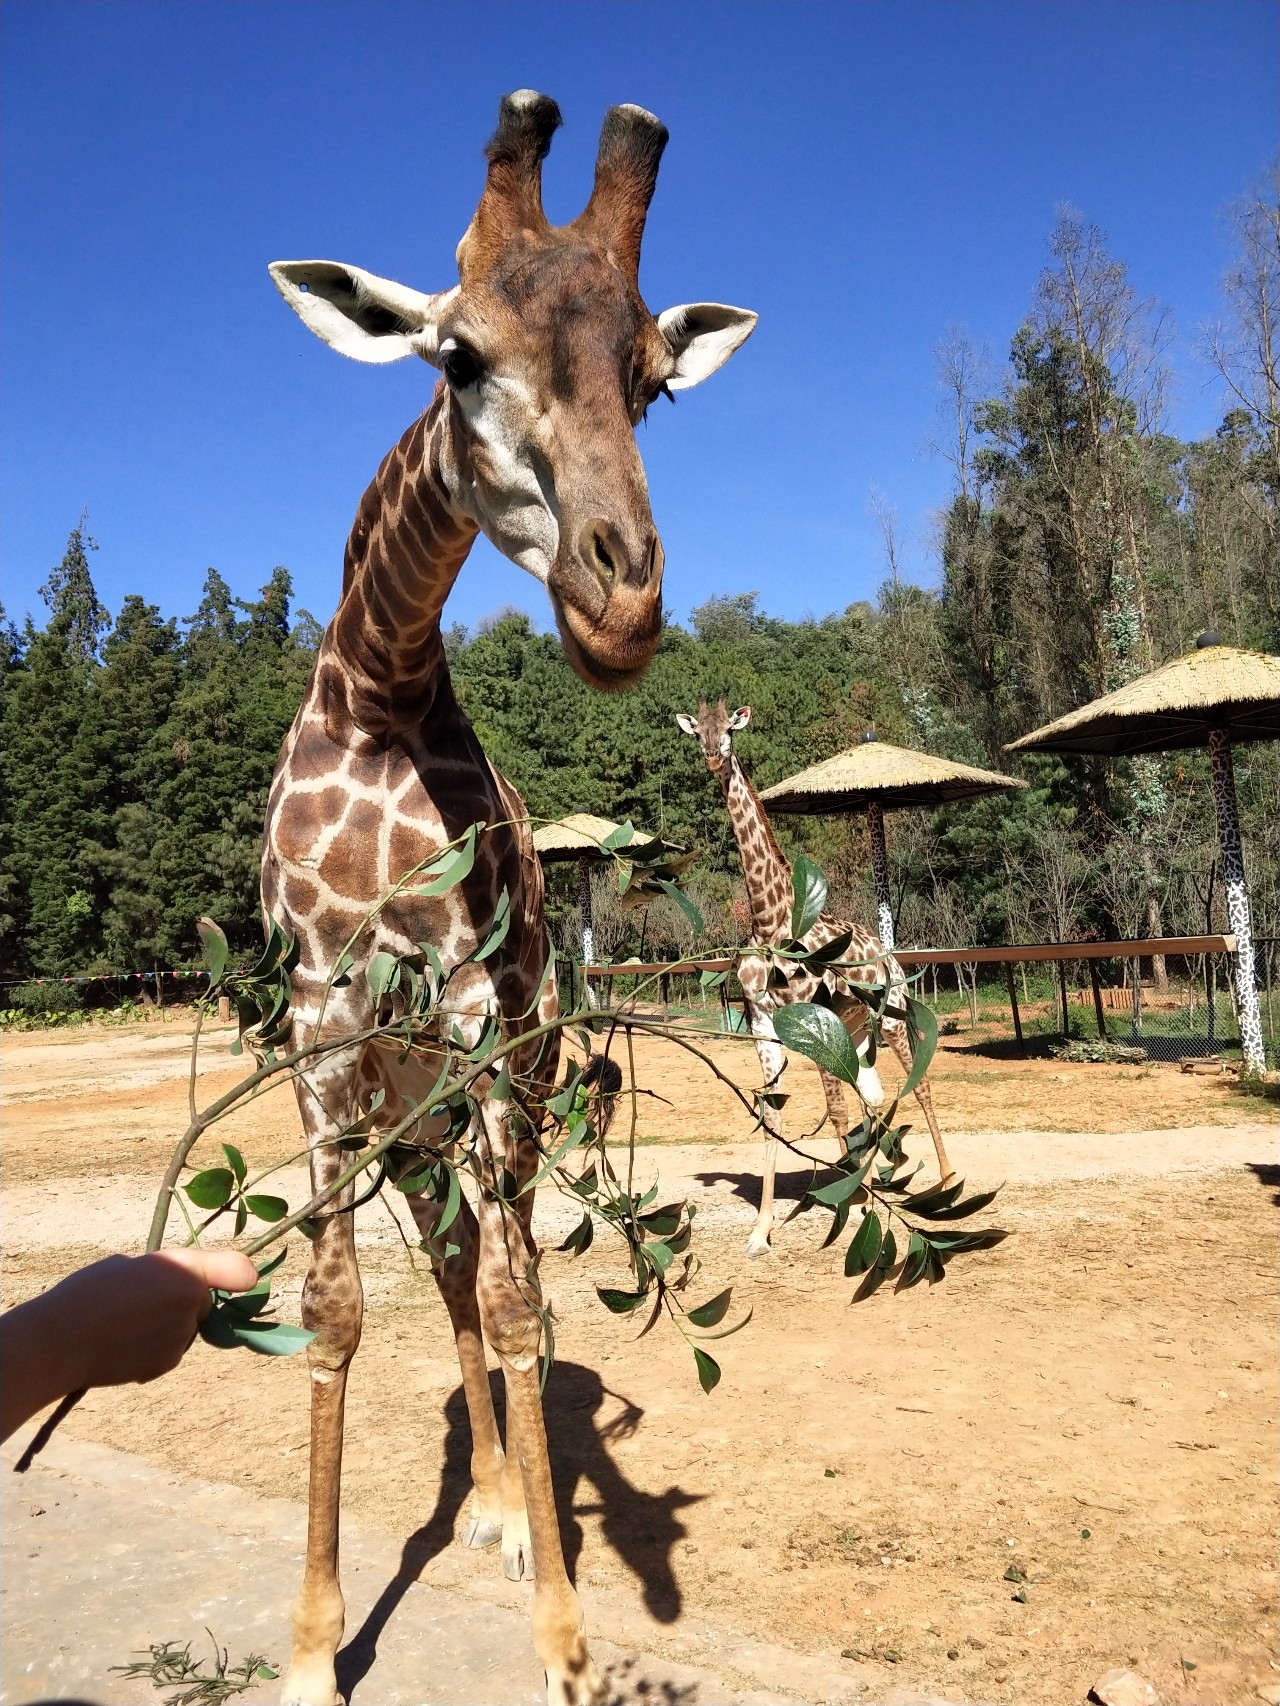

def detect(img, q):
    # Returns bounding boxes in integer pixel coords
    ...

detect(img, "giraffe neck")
[313,395,478,738]
[720,754,793,942]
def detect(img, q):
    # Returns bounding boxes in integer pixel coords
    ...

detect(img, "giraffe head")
[676,699,751,773]
[269,91,756,691]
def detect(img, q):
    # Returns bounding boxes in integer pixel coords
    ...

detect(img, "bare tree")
[1206,162,1280,503]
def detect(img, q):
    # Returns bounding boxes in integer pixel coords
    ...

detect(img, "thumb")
[154,1247,261,1306]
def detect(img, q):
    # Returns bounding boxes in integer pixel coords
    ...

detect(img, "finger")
[154,1247,260,1297]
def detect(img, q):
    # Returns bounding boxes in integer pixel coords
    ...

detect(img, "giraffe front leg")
[474,1106,603,1705]
[282,1132,364,1706]
[744,1000,784,1258]
[404,1189,512,1554]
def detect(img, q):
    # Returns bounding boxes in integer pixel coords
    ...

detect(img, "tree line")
[2,176,1276,987]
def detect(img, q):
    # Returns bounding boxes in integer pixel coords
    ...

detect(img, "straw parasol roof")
[761,738,1027,815]
[1006,641,1280,758]
[532,812,663,862]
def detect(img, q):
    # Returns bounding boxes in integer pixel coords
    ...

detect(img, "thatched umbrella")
[532,812,665,982]
[760,735,1026,950]
[1006,635,1280,1073]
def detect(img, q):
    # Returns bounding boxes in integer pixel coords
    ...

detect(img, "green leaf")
[901,1179,966,1217]
[800,929,853,966]
[916,1227,1009,1254]
[789,853,828,940]
[196,916,229,985]
[221,1142,247,1185]
[899,996,938,1100]
[367,952,401,998]
[916,1187,1003,1220]
[643,1239,674,1273]
[487,1061,511,1104]
[546,1067,585,1119]
[597,1286,648,1314]
[409,822,480,898]
[638,1204,684,1237]
[809,1160,871,1207]
[699,968,727,990]
[896,1230,930,1291]
[225,1317,316,1356]
[657,880,704,934]
[557,1214,594,1255]
[244,1194,289,1222]
[435,1162,462,1236]
[693,1346,722,1394]
[686,1288,733,1328]
[845,1210,883,1276]
[473,887,512,961]
[772,1002,860,1086]
[255,1247,289,1280]
[600,820,636,852]
[185,1167,235,1210]
[852,1226,898,1300]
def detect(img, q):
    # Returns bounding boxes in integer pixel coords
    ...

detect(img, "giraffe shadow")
[692,1164,838,1210]
[336,1361,701,1701]
[1247,1161,1280,1206]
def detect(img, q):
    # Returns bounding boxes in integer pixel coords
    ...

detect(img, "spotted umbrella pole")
[578,853,598,1008]
[866,800,895,952]
[1208,728,1266,1073]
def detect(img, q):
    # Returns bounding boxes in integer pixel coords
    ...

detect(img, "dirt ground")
[2,1014,1277,1706]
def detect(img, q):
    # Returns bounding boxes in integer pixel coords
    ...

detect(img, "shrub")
[6,980,85,1020]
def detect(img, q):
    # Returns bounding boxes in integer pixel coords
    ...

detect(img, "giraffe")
[676,701,955,1256]
[263,94,756,1706]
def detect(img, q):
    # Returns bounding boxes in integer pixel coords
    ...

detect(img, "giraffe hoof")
[461,1512,503,1550]
[503,1508,534,1580]
[744,1232,772,1259]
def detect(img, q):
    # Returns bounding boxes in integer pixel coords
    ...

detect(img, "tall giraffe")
[264,95,755,1706]
[677,701,955,1256]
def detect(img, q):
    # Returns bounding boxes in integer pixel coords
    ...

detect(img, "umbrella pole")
[867,801,895,951]
[578,854,598,1009]
[1208,729,1265,1073]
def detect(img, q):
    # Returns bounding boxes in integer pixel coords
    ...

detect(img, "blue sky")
[2,0,1276,639]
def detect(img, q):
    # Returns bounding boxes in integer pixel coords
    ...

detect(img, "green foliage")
[5,979,84,1019]
[111,1629,277,1706]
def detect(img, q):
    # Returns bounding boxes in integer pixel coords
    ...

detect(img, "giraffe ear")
[269,261,458,365]
[675,714,699,736]
[656,303,758,391]
[728,706,751,730]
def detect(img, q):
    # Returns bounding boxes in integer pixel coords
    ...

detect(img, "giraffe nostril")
[592,533,616,586]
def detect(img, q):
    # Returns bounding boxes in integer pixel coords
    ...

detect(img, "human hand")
[1,1248,260,1442]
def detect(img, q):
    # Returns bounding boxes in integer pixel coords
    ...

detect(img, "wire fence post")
[1088,959,1108,1040]
[1003,961,1024,1049]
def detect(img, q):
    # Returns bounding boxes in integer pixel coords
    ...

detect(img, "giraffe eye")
[441,341,483,390]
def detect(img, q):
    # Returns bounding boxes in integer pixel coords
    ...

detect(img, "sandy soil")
[2,1016,1277,1706]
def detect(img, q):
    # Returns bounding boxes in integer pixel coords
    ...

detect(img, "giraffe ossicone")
[263,94,756,1706]
[676,699,956,1258]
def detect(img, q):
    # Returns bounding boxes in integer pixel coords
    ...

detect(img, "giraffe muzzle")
[549,522,664,690]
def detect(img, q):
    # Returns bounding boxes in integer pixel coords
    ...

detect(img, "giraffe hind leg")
[884,1018,956,1184]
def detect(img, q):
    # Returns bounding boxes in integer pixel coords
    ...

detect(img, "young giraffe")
[677,701,955,1256]
[264,95,756,1706]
